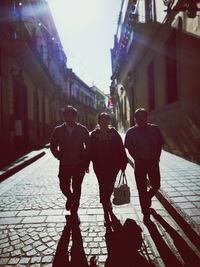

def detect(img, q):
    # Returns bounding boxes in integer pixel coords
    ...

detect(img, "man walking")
[50,105,90,223]
[124,108,164,223]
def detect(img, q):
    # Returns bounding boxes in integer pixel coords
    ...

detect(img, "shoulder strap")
[116,171,128,187]
[122,171,128,184]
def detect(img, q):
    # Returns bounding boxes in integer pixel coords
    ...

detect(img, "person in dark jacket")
[89,112,128,226]
[50,105,90,223]
[124,108,164,224]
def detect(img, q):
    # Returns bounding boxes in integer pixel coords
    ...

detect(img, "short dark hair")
[62,105,77,116]
[98,112,111,123]
[134,108,147,118]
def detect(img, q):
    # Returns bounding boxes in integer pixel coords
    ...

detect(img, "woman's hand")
[121,163,127,172]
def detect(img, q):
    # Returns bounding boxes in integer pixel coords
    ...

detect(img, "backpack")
[122,218,143,251]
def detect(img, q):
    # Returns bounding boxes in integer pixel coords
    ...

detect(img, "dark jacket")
[89,127,128,171]
[50,123,90,168]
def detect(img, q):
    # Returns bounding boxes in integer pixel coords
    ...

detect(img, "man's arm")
[114,130,128,171]
[50,128,61,160]
[155,126,165,161]
[83,128,91,172]
[124,130,137,161]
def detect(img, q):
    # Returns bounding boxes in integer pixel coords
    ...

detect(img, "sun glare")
[48,0,100,30]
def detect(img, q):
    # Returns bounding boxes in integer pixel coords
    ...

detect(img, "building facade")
[110,0,200,164]
[0,0,97,167]
[91,86,107,114]
[67,70,97,130]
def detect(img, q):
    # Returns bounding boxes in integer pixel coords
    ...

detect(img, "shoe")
[104,220,111,228]
[65,215,73,226]
[65,199,72,211]
[109,211,121,228]
[147,192,152,208]
[71,213,80,225]
[108,201,113,211]
[75,216,81,225]
[104,214,111,228]
[143,214,151,225]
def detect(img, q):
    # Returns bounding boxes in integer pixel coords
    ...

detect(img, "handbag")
[112,171,131,205]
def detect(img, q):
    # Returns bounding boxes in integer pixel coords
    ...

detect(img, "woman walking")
[89,113,128,226]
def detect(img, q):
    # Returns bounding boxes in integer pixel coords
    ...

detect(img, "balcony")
[4,21,68,95]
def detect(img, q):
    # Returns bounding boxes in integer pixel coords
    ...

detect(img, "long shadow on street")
[52,215,96,267]
[52,210,200,266]
[145,208,200,267]
[53,213,155,267]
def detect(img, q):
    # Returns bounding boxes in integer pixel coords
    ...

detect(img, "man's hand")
[121,163,127,172]
[85,167,89,173]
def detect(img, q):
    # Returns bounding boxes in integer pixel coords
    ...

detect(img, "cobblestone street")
[0,148,200,266]
[1,0,200,266]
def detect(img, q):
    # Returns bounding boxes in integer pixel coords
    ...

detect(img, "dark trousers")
[134,159,161,215]
[58,163,85,212]
[94,167,119,204]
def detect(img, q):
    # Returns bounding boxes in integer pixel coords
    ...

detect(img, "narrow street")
[1,1,200,266]
[0,148,200,266]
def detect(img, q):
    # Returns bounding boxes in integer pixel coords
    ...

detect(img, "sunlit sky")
[47,0,122,94]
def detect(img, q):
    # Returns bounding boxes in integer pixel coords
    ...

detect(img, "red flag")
[107,96,113,109]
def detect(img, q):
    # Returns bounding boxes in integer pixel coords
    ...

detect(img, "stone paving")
[0,149,200,266]
[159,151,200,236]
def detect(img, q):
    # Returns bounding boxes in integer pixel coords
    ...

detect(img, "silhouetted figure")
[53,215,97,267]
[104,213,154,267]
[89,113,128,226]
[125,108,164,223]
[50,105,90,223]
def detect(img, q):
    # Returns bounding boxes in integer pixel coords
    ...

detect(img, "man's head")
[134,108,148,128]
[98,112,111,128]
[63,105,77,126]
